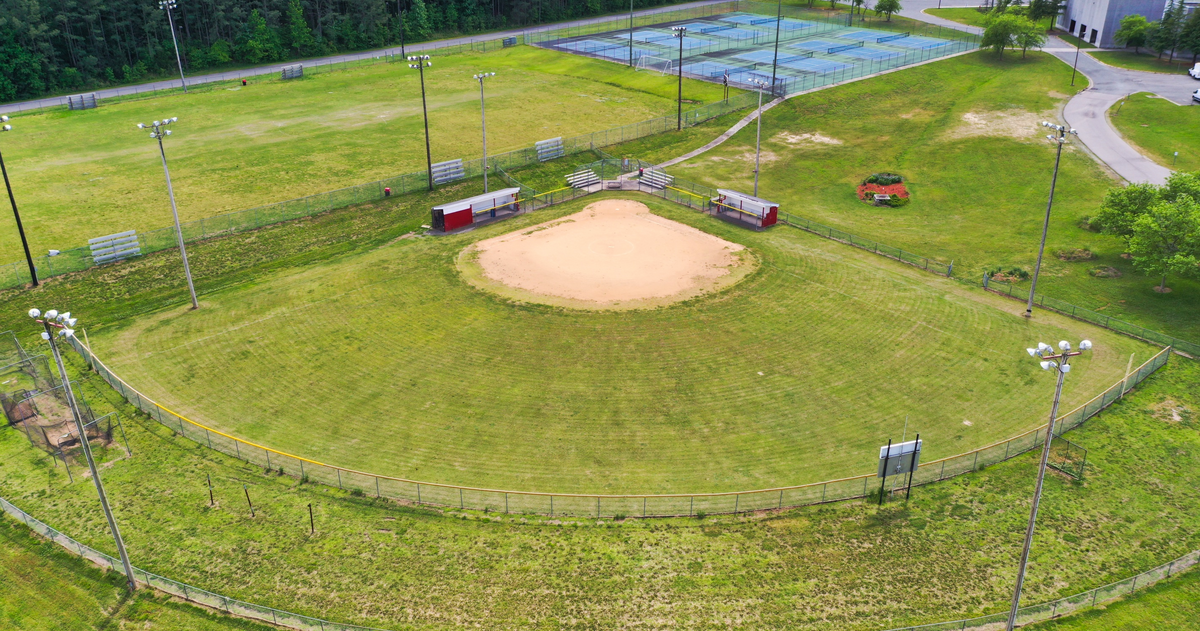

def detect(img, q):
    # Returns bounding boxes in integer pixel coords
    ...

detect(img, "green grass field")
[1109,92,1200,173]
[1088,50,1196,74]
[1032,568,1200,630]
[647,51,1200,342]
[924,7,990,28]
[0,45,729,265]
[0,336,1195,630]
[85,192,1148,494]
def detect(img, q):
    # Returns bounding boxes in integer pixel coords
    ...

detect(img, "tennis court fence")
[65,330,1170,520]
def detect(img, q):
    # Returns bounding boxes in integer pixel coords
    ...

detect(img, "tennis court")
[837,29,897,41]
[720,13,781,26]
[888,36,953,49]
[681,61,750,78]
[631,30,711,49]
[597,46,662,62]
[778,18,819,31]
[835,47,901,60]
[560,39,625,53]
[790,39,846,53]
[777,57,851,73]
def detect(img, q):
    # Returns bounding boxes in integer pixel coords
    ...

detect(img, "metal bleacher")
[431,159,466,185]
[89,230,141,264]
[640,169,674,190]
[566,169,600,189]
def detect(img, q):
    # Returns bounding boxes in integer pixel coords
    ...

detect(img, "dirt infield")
[460,199,754,309]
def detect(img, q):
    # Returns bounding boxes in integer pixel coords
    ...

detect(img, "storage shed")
[713,189,779,229]
[431,188,521,233]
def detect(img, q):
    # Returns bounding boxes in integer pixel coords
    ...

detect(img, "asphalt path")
[0,0,729,116]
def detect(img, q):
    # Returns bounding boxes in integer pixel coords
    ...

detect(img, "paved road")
[0,0,729,116]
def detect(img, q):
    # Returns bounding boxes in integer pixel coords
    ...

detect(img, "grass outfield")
[1110,92,1200,173]
[652,51,1200,342]
[0,512,270,631]
[924,7,990,28]
[0,45,729,264]
[88,192,1149,494]
[1031,568,1200,630]
[0,346,1196,630]
[1088,50,1196,74]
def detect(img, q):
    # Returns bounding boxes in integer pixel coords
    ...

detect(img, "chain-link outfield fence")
[66,329,1171,519]
[1,491,1197,631]
[879,549,1200,631]
[983,275,1200,357]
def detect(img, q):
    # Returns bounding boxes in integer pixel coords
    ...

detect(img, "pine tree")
[285,0,318,57]
[406,0,433,41]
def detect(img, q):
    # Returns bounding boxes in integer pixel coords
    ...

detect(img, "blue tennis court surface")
[888,36,951,49]
[778,57,851,73]
[559,39,623,53]
[778,18,818,30]
[838,30,896,41]
[597,45,661,61]
[720,13,780,25]
[733,49,793,64]
[790,39,845,52]
[631,30,710,48]
[681,61,750,77]
[834,47,901,60]
[630,30,673,43]
[680,22,735,33]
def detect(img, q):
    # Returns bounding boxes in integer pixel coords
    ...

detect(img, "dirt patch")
[1056,248,1095,262]
[1151,399,1192,423]
[1048,91,1071,99]
[1089,266,1123,278]
[899,109,928,119]
[459,200,754,310]
[950,110,1050,140]
[774,131,843,146]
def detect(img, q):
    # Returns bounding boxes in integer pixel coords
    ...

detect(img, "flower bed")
[857,173,910,207]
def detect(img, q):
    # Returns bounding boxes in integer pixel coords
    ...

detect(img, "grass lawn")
[1109,92,1200,173]
[1087,50,1196,74]
[0,335,1196,630]
[645,51,1200,342]
[1051,30,1097,50]
[1031,567,1200,630]
[925,7,990,28]
[0,511,271,630]
[84,192,1147,495]
[0,45,730,265]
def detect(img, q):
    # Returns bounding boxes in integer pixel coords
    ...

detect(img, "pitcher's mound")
[459,199,755,309]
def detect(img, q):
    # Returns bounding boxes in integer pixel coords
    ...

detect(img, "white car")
[1191,63,1200,79]
[1194,89,1200,103]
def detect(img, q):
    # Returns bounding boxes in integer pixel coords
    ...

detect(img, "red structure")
[713,189,778,229]
[431,188,520,233]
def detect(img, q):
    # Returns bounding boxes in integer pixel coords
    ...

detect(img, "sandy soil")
[465,200,749,308]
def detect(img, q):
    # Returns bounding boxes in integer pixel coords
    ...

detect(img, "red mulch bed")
[857,183,910,201]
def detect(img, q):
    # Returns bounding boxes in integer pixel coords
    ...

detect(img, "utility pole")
[0,118,37,286]
[409,56,434,191]
[1026,123,1077,318]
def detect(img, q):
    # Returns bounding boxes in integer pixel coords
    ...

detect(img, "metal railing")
[67,332,1170,519]
[983,275,1200,357]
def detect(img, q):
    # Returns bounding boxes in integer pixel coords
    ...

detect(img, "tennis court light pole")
[769,0,783,96]
[408,55,434,191]
[0,118,38,287]
[751,79,770,197]
[672,26,686,131]
[474,72,495,192]
[1006,339,1092,631]
[628,0,635,67]
[30,308,137,593]
[137,117,198,310]
[159,0,187,93]
[1025,122,1077,318]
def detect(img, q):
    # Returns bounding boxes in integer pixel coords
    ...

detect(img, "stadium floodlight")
[29,307,137,592]
[1025,123,1078,319]
[750,78,772,197]
[137,118,198,310]
[0,116,38,287]
[769,0,783,97]
[627,0,635,67]
[408,55,435,191]
[474,72,496,192]
[159,0,187,93]
[1006,338,1093,631]
[671,26,686,131]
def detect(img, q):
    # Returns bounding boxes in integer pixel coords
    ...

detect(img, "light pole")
[628,0,635,67]
[671,26,686,131]
[769,0,782,96]
[1006,339,1093,630]
[0,117,38,287]
[750,79,770,197]
[1025,122,1077,318]
[1070,39,1080,86]
[159,0,187,93]
[137,118,198,310]
[474,72,495,193]
[408,55,434,191]
[29,308,137,592]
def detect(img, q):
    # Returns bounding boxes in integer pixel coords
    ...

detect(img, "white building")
[1057,0,1168,48]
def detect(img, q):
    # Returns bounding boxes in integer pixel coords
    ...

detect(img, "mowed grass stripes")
[91,194,1152,494]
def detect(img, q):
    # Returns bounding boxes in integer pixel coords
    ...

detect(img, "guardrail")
[67,331,1170,519]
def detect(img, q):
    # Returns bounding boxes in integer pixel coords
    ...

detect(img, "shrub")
[987,266,1031,281]
[864,173,904,186]
[695,510,707,520]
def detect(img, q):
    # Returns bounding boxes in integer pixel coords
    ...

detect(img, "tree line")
[1113,0,1200,62]
[0,0,689,102]
[979,0,1062,57]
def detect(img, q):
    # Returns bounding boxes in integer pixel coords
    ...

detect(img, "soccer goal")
[635,55,674,76]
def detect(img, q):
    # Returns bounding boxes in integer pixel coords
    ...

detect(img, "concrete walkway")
[0,0,729,116]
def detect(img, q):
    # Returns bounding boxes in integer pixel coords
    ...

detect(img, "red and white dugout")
[714,189,779,229]
[431,187,521,233]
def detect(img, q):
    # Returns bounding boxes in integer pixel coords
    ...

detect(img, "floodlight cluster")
[671,25,687,35]
[1025,339,1092,372]
[408,54,432,68]
[474,72,496,81]
[28,307,77,339]
[1041,121,1078,144]
[158,0,177,8]
[136,117,179,139]
[0,114,10,132]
